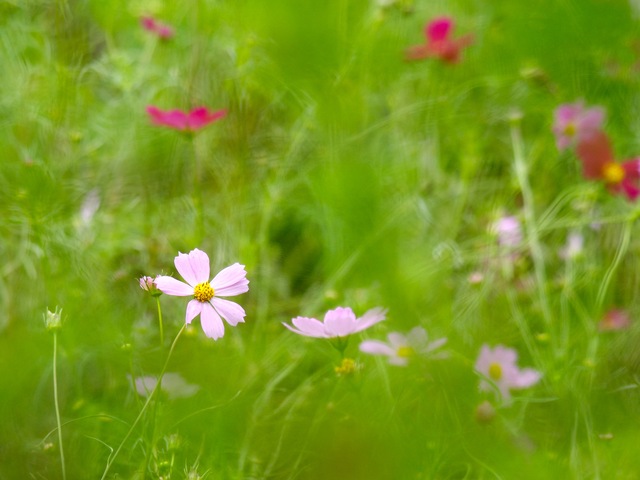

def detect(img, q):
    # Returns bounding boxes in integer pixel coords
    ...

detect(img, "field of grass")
[3,0,640,478]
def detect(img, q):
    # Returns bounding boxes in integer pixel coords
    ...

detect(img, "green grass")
[3,0,640,478]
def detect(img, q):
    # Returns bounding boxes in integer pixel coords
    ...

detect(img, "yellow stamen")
[193,282,214,302]
[602,162,625,184]
[563,122,576,137]
[397,346,415,358]
[488,362,502,381]
[335,358,357,376]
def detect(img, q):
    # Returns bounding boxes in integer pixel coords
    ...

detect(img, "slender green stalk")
[156,297,164,346]
[52,332,67,480]
[100,324,186,480]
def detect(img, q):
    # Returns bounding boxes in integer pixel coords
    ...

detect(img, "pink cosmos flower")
[146,106,227,132]
[139,275,162,297]
[283,306,386,338]
[359,326,446,366]
[154,249,249,340]
[405,16,473,64]
[599,309,631,331]
[575,131,640,201]
[141,16,174,39]
[552,102,604,151]
[475,344,541,402]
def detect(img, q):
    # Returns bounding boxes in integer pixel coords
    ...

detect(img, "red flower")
[575,131,640,200]
[141,16,174,39]
[406,16,473,64]
[146,106,227,132]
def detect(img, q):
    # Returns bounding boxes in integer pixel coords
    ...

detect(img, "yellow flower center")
[193,282,214,302]
[397,346,415,358]
[488,362,502,381]
[335,358,357,376]
[602,162,625,184]
[563,122,576,137]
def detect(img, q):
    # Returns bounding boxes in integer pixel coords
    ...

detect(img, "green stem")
[156,297,164,346]
[100,324,186,480]
[53,332,67,480]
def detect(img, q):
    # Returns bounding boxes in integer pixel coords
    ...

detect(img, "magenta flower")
[599,309,631,331]
[141,16,174,39]
[360,327,446,366]
[575,131,640,201]
[283,306,386,338]
[154,249,249,340]
[146,106,227,132]
[475,344,541,402]
[552,102,604,151]
[405,16,473,64]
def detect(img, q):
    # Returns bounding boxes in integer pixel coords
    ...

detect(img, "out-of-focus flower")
[79,189,100,226]
[575,131,640,201]
[405,16,473,63]
[44,307,63,332]
[493,216,523,248]
[132,373,199,399]
[467,271,484,284]
[475,400,496,424]
[141,16,174,39]
[335,358,358,376]
[146,106,227,132]
[155,249,249,340]
[359,326,446,366]
[139,276,162,297]
[552,102,604,151]
[475,344,541,403]
[599,309,631,331]
[283,306,386,338]
[559,232,584,260]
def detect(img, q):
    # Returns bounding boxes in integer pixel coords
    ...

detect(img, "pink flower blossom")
[552,102,604,151]
[132,373,199,399]
[146,106,227,132]
[283,306,386,338]
[154,249,249,340]
[475,344,541,403]
[575,131,640,201]
[359,326,446,366]
[139,275,162,297]
[599,309,631,331]
[405,16,473,64]
[141,16,174,39]
[493,216,522,248]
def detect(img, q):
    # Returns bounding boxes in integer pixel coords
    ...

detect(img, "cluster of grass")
[3,0,640,478]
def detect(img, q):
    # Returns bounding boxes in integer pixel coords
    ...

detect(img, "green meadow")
[3,0,640,478]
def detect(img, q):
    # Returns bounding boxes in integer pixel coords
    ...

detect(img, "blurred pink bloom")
[155,249,249,340]
[475,344,541,403]
[575,131,640,201]
[553,102,604,151]
[360,326,446,366]
[139,275,162,297]
[146,106,227,132]
[406,16,473,64]
[283,306,386,338]
[132,373,199,399]
[559,232,584,260]
[493,216,522,248]
[599,309,631,331]
[141,16,174,39]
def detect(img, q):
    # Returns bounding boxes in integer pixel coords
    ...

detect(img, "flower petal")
[200,303,225,340]
[359,340,396,357]
[576,131,615,180]
[353,307,387,333]
[174,250,208,286]
[512,368,542,389]
[324,307,358,337]
[185,299,203,324]
[188,107,227,130]
[286,316,326,337]
[211,263,249,296]
[211,297,246,326]
[154,276,194,296]
[426,17,453,42]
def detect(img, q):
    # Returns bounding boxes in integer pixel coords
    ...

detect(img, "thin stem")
[53,332,67,480]
[156,297,164,346]
[100,324,187,480]
[509,121,553,332]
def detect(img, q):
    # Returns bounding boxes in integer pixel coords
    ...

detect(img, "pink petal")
[200,303,225,339]
[140,16,157,32]
[324,307,358,336]
[287,316,326,337]
[387,332,409,349]
[154,276,194,296]
[188,248,211,284]
[426,17,453,42]
[187,107,227,130]
[155,25,174,39]
[353,307,387,332]
[578,107,605,133]
[359,340,396,356]
[146,106,189,130]
[512,368,542,389]
[211,297,246,326]
[174,252,198,286]
[576,131,615,180]
[185,300,203,324]
[211,263,249,296]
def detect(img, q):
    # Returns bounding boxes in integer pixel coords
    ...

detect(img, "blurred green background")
[3,0,640,478]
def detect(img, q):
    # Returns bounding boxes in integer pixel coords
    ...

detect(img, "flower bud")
[44,307,63,331]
